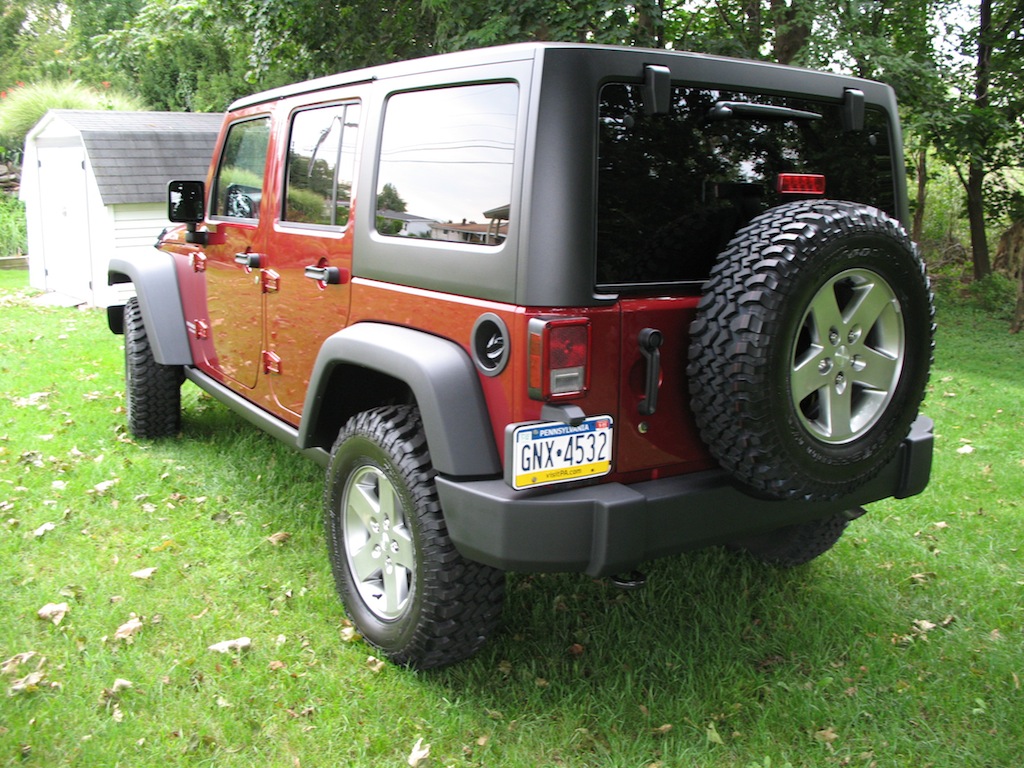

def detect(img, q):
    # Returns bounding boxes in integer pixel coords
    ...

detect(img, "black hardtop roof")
[228,42,891,113]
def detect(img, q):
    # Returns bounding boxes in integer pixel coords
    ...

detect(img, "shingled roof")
[44,110,223,205]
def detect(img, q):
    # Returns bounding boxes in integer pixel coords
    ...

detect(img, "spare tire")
[687,200,933,501]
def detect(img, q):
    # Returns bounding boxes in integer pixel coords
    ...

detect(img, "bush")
[968,272,1018,317]
[0,191,27,257]
[0,81,147,150]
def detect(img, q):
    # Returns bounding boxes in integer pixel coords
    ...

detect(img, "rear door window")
[284,102,360,227]
[596,84,896,289]
[375,82,517,245]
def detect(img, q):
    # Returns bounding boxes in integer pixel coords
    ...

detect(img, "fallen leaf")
[9,670,46,695]
[1,652,37,676]
[366,656,385,673]
[704,722,721,744]
[130,567,157,580]
[407,737,430,767]
[33,521,56,538]
[114,617,143,640]
[37,602,69,625]
[933,521,949,530]
[957,445,975,455]
[268,660,287,671]
[208,637,251,654]
[652,723,674,738]
[815,726,839,744]
[266,531,291,546]
[91,480,118,495]
[340,625,361,643]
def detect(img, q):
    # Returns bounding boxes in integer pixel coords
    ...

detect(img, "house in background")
[20,110,222,307]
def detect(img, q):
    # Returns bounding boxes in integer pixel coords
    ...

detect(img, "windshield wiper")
[709,101,822,122]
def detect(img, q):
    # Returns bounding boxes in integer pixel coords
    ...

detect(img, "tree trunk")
[967,164,991,279]
[997,221,1024,332]
[912,148,927,244]
[770,0,811,64]
[968,0,994,280]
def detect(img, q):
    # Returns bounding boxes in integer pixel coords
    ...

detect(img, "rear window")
[596,84,896,289]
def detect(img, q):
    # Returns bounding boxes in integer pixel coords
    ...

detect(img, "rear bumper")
[437,415,933,576]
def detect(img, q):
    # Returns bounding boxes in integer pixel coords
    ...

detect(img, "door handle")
[304,265,350,285]
[234,252,262,269]
[638,327,663,416]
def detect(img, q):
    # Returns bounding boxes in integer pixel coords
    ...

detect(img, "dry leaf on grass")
[114,616,143,640]
[365,656,385,673]
[2,652,38,676]
[130,567,157,580]
[37,602,69,625]
[407,737,430,767]
[208,637,251,654]
[266,531,291,545]
[33,521,56,538]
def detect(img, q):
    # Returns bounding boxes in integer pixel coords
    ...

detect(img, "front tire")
[123,297,183,438]
[324,406,505,669]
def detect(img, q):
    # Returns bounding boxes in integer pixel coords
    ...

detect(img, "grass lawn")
[1,268,1022,767]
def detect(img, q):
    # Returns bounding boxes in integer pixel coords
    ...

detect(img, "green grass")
[1,268,1022,767]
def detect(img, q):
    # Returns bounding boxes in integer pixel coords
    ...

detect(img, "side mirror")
[168,180,206,223]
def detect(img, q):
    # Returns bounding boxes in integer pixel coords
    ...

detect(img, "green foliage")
[93,0,253,112]
[0,80,147,149]
[1,275,1024,765]
[967,272,1017,318]
[0,191,27,256]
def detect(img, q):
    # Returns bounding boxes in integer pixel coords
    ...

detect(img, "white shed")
[20,110,222,307]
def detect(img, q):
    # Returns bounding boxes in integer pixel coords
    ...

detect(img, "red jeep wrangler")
[108,43,934,668]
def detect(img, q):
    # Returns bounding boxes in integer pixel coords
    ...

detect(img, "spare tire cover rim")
[790,266,905,444]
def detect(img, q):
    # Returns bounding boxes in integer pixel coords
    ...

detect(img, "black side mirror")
[168,180,206,223]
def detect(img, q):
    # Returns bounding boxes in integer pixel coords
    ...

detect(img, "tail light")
[777,173,826,196]
[527,317,590,400]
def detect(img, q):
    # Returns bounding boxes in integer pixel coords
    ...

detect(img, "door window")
[212,117,271,220]
[284,103,361,227]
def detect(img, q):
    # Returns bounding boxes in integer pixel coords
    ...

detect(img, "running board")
[184,367,330,467]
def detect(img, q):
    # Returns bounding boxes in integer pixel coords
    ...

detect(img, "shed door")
[38,146,91,300]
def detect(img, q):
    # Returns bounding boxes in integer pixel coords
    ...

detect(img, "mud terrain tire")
[324,406,505,669]
[124,297,183,438]
[688,200,933,501]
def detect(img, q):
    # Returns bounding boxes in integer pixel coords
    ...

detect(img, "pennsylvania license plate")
[508,416,613,490]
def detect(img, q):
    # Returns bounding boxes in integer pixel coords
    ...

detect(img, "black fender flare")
[108,253,193,366]
[298,323,501,478]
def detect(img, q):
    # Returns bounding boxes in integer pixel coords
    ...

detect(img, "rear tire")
[324,405,505,669]
[731,512,851,567]
[124,297,183,438]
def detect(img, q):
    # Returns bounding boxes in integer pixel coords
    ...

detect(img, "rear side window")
[375,82,517,245]
[596,84,896,288]
[212,117,271,220]
[284,102,361,227]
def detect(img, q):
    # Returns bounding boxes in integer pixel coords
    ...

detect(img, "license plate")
[507,416,613,490]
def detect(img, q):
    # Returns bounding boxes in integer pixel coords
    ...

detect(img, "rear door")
[265,100,361,417]
[595,80,899,476]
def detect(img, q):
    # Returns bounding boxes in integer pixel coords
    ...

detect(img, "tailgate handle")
[638,328,663,416]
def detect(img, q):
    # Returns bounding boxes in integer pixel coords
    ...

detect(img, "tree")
[93,0,253,112]
[929,0,1024,280]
